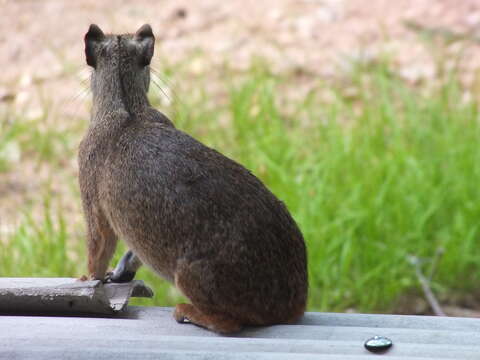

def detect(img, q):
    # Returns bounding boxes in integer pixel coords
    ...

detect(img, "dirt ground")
[1,0,480,316]
[2,0,480,111]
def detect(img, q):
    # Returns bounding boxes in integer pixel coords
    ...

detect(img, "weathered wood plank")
[299,311,480,332]
[0,348,441,360]
[0,278,153,314]
[2,335,480,359]
[124,306,480,332]
[7,311,479,347]
[1,306,480,359]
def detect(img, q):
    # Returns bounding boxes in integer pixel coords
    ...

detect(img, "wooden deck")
[2,306,480,359]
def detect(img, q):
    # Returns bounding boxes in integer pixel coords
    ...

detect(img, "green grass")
[1,59,479,312]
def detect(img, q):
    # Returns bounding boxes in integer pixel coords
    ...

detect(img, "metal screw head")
[364,335,393,352]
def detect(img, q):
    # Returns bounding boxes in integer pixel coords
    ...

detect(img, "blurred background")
[1,0,480,316]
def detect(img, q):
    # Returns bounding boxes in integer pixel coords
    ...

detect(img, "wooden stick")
[407,255,446,317]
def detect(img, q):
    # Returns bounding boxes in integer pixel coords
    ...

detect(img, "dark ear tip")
[135,24,154,39]
[88,24,101,32]
[85,24,105,41]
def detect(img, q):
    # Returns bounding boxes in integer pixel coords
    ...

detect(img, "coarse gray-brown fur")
[79,24,308,333]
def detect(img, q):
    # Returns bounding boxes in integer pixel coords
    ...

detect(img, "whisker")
[151,66,186,109]
[62,86,91,120]
[79,77,90,88]
[69,69,92,104]
[150,75,172,104]
[150,66,173,86]
[71,86,90,103]
[151,67,178,96]
[58,68,92,120]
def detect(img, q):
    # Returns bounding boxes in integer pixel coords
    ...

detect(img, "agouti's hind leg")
[174,261,243,334]
[174,303,242,334]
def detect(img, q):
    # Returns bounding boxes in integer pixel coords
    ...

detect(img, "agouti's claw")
[104,271,114,283]
[175,315,191,324]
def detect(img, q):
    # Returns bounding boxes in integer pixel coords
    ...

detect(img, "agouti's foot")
[173,303,242,334]
[173,306,191,323]
[105,269,136,283]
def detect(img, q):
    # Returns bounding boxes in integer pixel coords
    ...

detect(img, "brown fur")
[78,24,308,333]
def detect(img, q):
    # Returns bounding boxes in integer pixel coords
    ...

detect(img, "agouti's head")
[84,24,155,97]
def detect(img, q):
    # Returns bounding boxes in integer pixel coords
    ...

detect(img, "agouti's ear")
[134,24,155,66]
[85,24,105,68]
